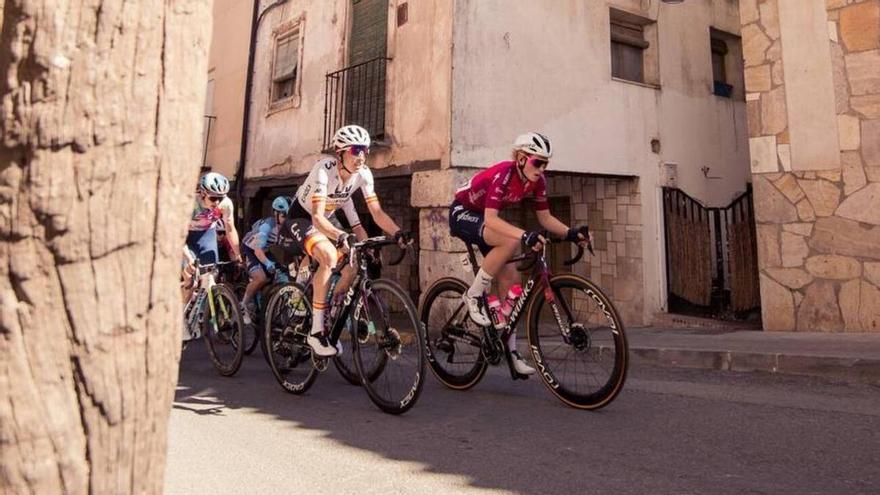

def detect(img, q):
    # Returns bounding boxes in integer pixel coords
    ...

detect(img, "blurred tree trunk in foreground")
[0,1,211,492]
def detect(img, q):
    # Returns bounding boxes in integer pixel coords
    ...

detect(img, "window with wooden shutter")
[272,33,298,103]
[609,8,656,86]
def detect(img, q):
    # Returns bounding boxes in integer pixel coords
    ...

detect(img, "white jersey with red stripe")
[293,156,378,226]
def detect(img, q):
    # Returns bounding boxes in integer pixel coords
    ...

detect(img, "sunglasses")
[205,195,224,203]
[528,156,549,170]
[347,145,369,155]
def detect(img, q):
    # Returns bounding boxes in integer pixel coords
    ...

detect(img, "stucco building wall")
[204,0,251,178]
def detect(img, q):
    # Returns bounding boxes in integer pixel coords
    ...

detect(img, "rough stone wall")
[552,175,645,327]
[743,0,880,331]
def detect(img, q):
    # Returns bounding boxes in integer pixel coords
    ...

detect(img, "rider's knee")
[312,241,337,267]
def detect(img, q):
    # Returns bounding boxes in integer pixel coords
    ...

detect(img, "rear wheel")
[202,284,245,377]
[264,283,318,394]
[419,278,487,390]
[526,274,628,410]
[353,279,425,414]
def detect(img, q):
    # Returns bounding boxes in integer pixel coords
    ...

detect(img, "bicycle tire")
[525,274,628,410]
[202,283,245,377]
[353,279,426,414]
[264,283,318,394]
[419,278,488,391]
[333,303,386,386]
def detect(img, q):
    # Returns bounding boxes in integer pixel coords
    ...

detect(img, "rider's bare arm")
[352,224,369,241]
[484,208,526,240]
[311,197,346,241]
[535,209,569,238]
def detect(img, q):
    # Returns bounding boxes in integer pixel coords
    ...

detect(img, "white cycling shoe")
[510,350,536,375]
[461,293,492,327]
[308,333,337,357]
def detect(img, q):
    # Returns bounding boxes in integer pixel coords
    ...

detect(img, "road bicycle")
[420,233,628,410]
[263,236,426,414]
[182,260,246,376]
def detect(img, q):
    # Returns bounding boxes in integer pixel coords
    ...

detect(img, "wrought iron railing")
[323,57,390,150]
[202,115,217,169]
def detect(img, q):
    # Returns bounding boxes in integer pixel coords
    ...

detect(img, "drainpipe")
[234,0,288,223]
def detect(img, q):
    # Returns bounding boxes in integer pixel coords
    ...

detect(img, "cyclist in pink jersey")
[449,132,591,375]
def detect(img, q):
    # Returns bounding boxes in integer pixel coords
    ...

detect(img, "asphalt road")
[165,346,880,494]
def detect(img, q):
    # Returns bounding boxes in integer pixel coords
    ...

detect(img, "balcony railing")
[323,57,390,151]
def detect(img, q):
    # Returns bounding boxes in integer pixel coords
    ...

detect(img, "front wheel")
[202,283,245,377]
[264,283,318,394]
[419,278,488,390]
[353,279,425,415]
[526,274,628,410]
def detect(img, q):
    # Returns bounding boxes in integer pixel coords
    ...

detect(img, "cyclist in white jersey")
[284,124,413,357]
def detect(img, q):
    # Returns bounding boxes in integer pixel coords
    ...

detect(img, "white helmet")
[200,172,230,196]
[513,132,553,158]
[332,124,371,150]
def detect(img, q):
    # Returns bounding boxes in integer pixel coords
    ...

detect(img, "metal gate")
[662,186,760,318]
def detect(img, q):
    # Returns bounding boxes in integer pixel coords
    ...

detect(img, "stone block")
[810,216,880,260]
[781,231,809,268]
[842,152,868,195]
[772,174,805,203]
[805,255,862,279]
[411,169,472,208]
[772,61,785,87]
[862,119,880,166]
[783,222,813,236]
[836,183,880,225]
[759,274,795,330]
[419,208,461,252]
[840,2,880,52]
[796,199,816,222]
[754,174,798,223]
[758,0,780,40]
[745,65,772,92]
[851,95,880,119]
[418,249,470,292]
[868,167,880,182]
[757,224,782,268]
[602,198,617,221]
[826,0,848,10]
[761,86,788,135]
[742,23,772,67]
[778,144,792,171]
[840,279,862,331]
[865,262,880,287]
[747,99,763,138]
[750,136,779,173]
[740,0,759,25]
[829,20,839,43]
[838,114,861,151]
[845,50,880,96]
[765,267,814,289]
[797,179,841,217]
[573,203,589,222]
[627,204,642,225]
[797,280,843,332]
[832,43,850,114]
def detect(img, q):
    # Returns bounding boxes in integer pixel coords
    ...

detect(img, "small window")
[271,33,298,103]
[711,36,733,98]
[609,8,657,86]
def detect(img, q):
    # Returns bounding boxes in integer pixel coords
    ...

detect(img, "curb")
[624,346,880,385]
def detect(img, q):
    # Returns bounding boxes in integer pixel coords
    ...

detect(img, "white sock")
[467,268,493,298]
[507,332,517,354]
[311,302,326,336]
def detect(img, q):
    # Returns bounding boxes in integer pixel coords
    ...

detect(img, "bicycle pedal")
[312,354,328,372]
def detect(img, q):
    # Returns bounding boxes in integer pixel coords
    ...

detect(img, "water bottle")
[487,295,506,329]
[501,284,523,321]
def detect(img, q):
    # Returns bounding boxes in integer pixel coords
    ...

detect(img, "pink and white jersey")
[189,196,234,231]
[454,161,549,212]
